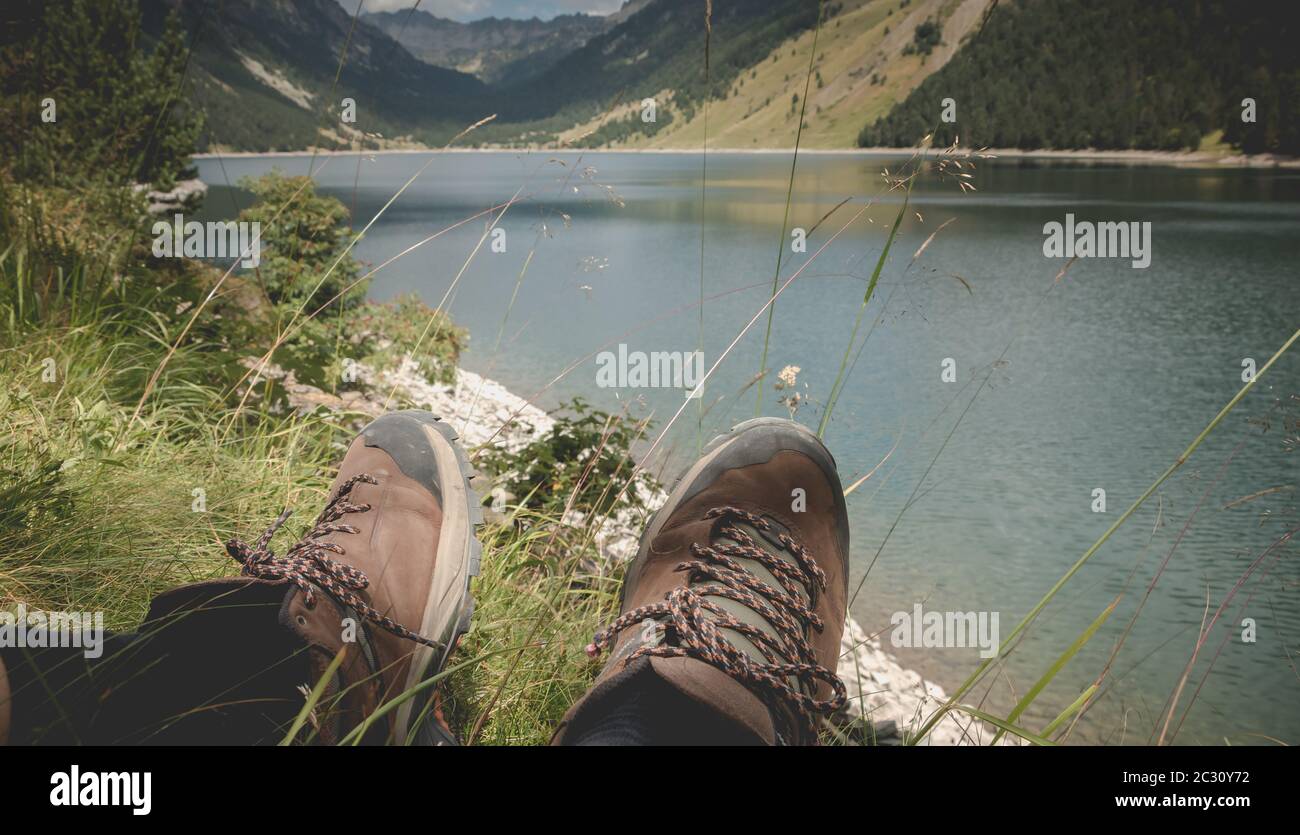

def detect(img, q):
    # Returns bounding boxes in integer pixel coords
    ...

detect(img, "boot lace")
[225,473,439,649]
[587,506,847,740]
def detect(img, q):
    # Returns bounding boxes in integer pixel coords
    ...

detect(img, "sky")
[341,0,626,22]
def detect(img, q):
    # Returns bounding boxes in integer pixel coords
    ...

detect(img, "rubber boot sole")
[363,410,482,745]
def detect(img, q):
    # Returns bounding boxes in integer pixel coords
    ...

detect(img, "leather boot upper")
[558,420,850,745]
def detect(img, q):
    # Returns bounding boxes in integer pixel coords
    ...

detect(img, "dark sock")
[565,660,764,746]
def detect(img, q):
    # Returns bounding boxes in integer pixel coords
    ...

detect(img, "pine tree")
[0,0,201,188]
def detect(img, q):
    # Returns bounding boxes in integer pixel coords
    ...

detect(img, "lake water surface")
[198,151,1299,745]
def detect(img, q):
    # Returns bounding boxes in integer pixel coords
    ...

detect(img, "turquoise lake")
[199,150,1300,745]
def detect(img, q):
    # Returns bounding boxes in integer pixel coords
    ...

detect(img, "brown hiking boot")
[555,417,850,745]
[159,409,480,745]
[1,410,479,746]
[236,409,482,744]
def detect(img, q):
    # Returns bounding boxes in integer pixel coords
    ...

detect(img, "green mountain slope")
[362,9,610,87]
[141,0,491,151]
[122,0,1296,155]
[137,0,834,151]
[591,0,988,150]
[499,0,823,124]
[858,0,1300,154]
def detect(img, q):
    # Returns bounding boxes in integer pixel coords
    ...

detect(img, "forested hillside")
[18,0,1291,155]
[122,0,823,152]
[602,0,987,151]
[138,0,491,150]
[858,0,1300,154]
[499,0,821,124]
[363,9,610,87]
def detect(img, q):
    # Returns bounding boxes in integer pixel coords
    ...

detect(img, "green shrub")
[902,20,942,57]
[479,397,658,517]
[350,293,465,387]
[236,171,365,311]
[0,433,77,560]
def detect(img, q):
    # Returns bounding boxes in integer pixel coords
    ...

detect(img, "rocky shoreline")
[248,352,983,745]
[195,146,1300,170]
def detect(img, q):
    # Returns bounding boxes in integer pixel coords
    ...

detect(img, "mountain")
[140,0,492,151]
[858,0,1300,154]
[501,0,822,124]
[146,0,843,151]
[129,0,976,152]
[128,0,1296,155]
[361,9,610,87]
[572,0,987,150]
[606,0,655,25]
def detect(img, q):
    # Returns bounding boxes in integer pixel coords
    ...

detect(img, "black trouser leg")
[562,659,764,746]
[3,584,310,745]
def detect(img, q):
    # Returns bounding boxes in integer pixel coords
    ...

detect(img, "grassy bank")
[0,168,660,745]
[5,0,1296,747]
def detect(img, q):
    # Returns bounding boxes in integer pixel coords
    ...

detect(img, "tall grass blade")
[950,706,1055,746]
[755,0,825,417]
[818,179,912,437]
[911,326,1300,744]
[340,644,535,746]
[1041,683,1099,739]
[280,646,347,746]
[990,596,1118,745]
